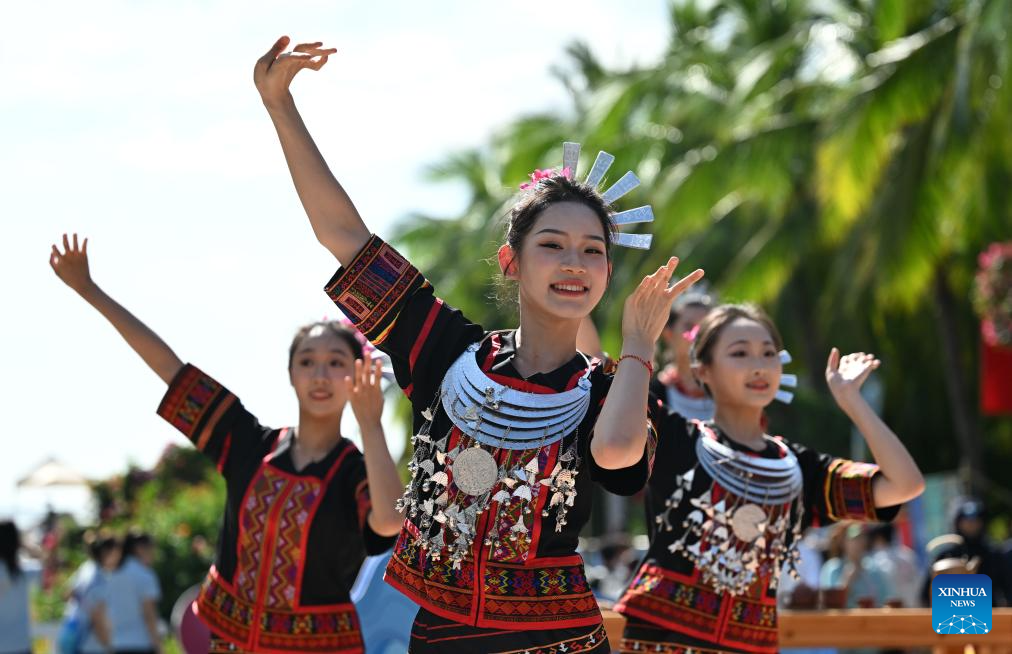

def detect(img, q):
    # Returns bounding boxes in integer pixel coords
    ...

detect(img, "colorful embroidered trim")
[197,572,363,653]
[324,235,425,345]
[615,564,779,654]
[385,529,601,629]
[157,364,236,451]
[824,458,881,522]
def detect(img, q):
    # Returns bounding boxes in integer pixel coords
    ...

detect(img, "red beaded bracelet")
[618,353,653,376]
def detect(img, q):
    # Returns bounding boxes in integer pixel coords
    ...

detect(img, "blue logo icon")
[932,574,992,635]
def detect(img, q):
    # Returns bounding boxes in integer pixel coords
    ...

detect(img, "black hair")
[497,175,616,303]
[122,528,153,562]
[287,321,364,370]
[0,520,21,578]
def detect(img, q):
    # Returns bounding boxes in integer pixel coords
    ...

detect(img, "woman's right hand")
[254,36,337,110]
[50,233,95,295]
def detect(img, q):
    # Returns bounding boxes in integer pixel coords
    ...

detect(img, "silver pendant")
[730,503,767,542]
[451,447,498,496]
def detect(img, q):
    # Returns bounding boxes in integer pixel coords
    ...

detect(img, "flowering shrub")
[974,241,1012,347]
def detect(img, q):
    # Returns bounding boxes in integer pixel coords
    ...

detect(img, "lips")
[745,380,770,391]
[550,279,589,296]
[309,390,333,401]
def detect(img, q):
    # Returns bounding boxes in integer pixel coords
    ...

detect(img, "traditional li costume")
[615,353,900,654]
[326,144,661,653]
[157,364,395,653]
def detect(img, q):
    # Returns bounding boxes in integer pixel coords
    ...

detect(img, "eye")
[299,358,313,367]
[329,359,345,367]
[729,350,747,358]
[764,349,777,357]
[539,241,562,249]
[585,247,604,255]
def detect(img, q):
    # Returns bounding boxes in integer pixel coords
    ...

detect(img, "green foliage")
[388,0,1012,514]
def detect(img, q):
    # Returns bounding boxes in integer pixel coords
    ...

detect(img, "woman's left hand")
[826,348,880,408]
[621,257,704,352]
[346,351,385,426]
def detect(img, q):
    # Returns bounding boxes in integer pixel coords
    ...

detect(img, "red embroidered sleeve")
[824,458,886,522]
[323,235,483,405]
[156,364,270,474]
[157,364,236,454]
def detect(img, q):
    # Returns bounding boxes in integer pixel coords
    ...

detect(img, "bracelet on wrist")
[618,353,653,377]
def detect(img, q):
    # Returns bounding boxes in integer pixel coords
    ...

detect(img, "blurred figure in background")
[0,520,42,654]
[820,524,889,609]
[926,498,1011,606]
[651,289,715,419]
[108,529,162,654]
[63,532,119,654]
[867,522,920,608]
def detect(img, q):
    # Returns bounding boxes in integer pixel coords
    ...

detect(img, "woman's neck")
[513,310,581,378]
[712,403,766,450]
[295,410,344,457]
[675,356,703,393]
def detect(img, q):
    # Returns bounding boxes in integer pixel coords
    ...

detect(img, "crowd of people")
[0,522,162,654]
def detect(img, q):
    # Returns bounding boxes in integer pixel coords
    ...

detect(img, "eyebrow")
[726,339,775,348]
[297,348,351,356]
[535,228,606,243]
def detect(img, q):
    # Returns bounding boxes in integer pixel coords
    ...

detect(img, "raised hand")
[50,233,95,295]
[621,257,705,352]
[254,36,337,110]
[825,348,880,408]
[345,351,385,428]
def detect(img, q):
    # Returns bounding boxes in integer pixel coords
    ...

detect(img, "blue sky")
[2,1,670,526]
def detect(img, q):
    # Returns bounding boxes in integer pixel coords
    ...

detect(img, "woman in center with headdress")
[254,36,704,653]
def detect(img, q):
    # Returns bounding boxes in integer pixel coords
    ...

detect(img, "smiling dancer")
[614,304,926,653]
[51,234,402,653]
[254,35,704,653]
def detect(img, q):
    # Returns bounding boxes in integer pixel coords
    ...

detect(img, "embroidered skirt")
[408,608,610,654]
[619,616,747,654]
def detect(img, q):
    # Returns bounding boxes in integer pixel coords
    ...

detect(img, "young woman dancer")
[254,36,704,653]
[50,235,403,653]
[614,304,926,653]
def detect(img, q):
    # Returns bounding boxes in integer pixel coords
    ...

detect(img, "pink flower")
[519,166,573,190]
[682,324,701,343]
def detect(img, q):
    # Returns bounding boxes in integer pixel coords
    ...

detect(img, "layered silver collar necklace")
[657,420,805,595]
[396,339,592,567]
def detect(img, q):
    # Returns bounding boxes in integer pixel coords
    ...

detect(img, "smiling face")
[288,326,356,418]
[499,201,612,322]
[695,317,782,409]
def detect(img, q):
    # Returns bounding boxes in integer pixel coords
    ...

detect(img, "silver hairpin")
[553,142,653,250]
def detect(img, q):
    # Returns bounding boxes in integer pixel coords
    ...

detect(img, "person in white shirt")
[70,533,119,654]
[0,521,42,654]
[107,530,162,654]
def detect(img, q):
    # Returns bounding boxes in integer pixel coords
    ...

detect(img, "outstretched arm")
[592,258,704,469]
[346,352,404,536]
[50,234,183,384]
[826,349,925,506]
[254,36,371,265]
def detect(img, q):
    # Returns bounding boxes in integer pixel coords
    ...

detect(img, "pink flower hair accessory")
[515,141,655,250]
[334,317,377,357]
[519,166,572,190]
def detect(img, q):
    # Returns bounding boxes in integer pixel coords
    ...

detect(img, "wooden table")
[601,608,1012,651]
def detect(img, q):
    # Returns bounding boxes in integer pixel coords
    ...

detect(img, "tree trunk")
[932,263,982,493]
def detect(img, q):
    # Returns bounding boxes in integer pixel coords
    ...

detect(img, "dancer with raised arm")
[51,234,403,653]
[614,304,926,653]
[255,36,704,653]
